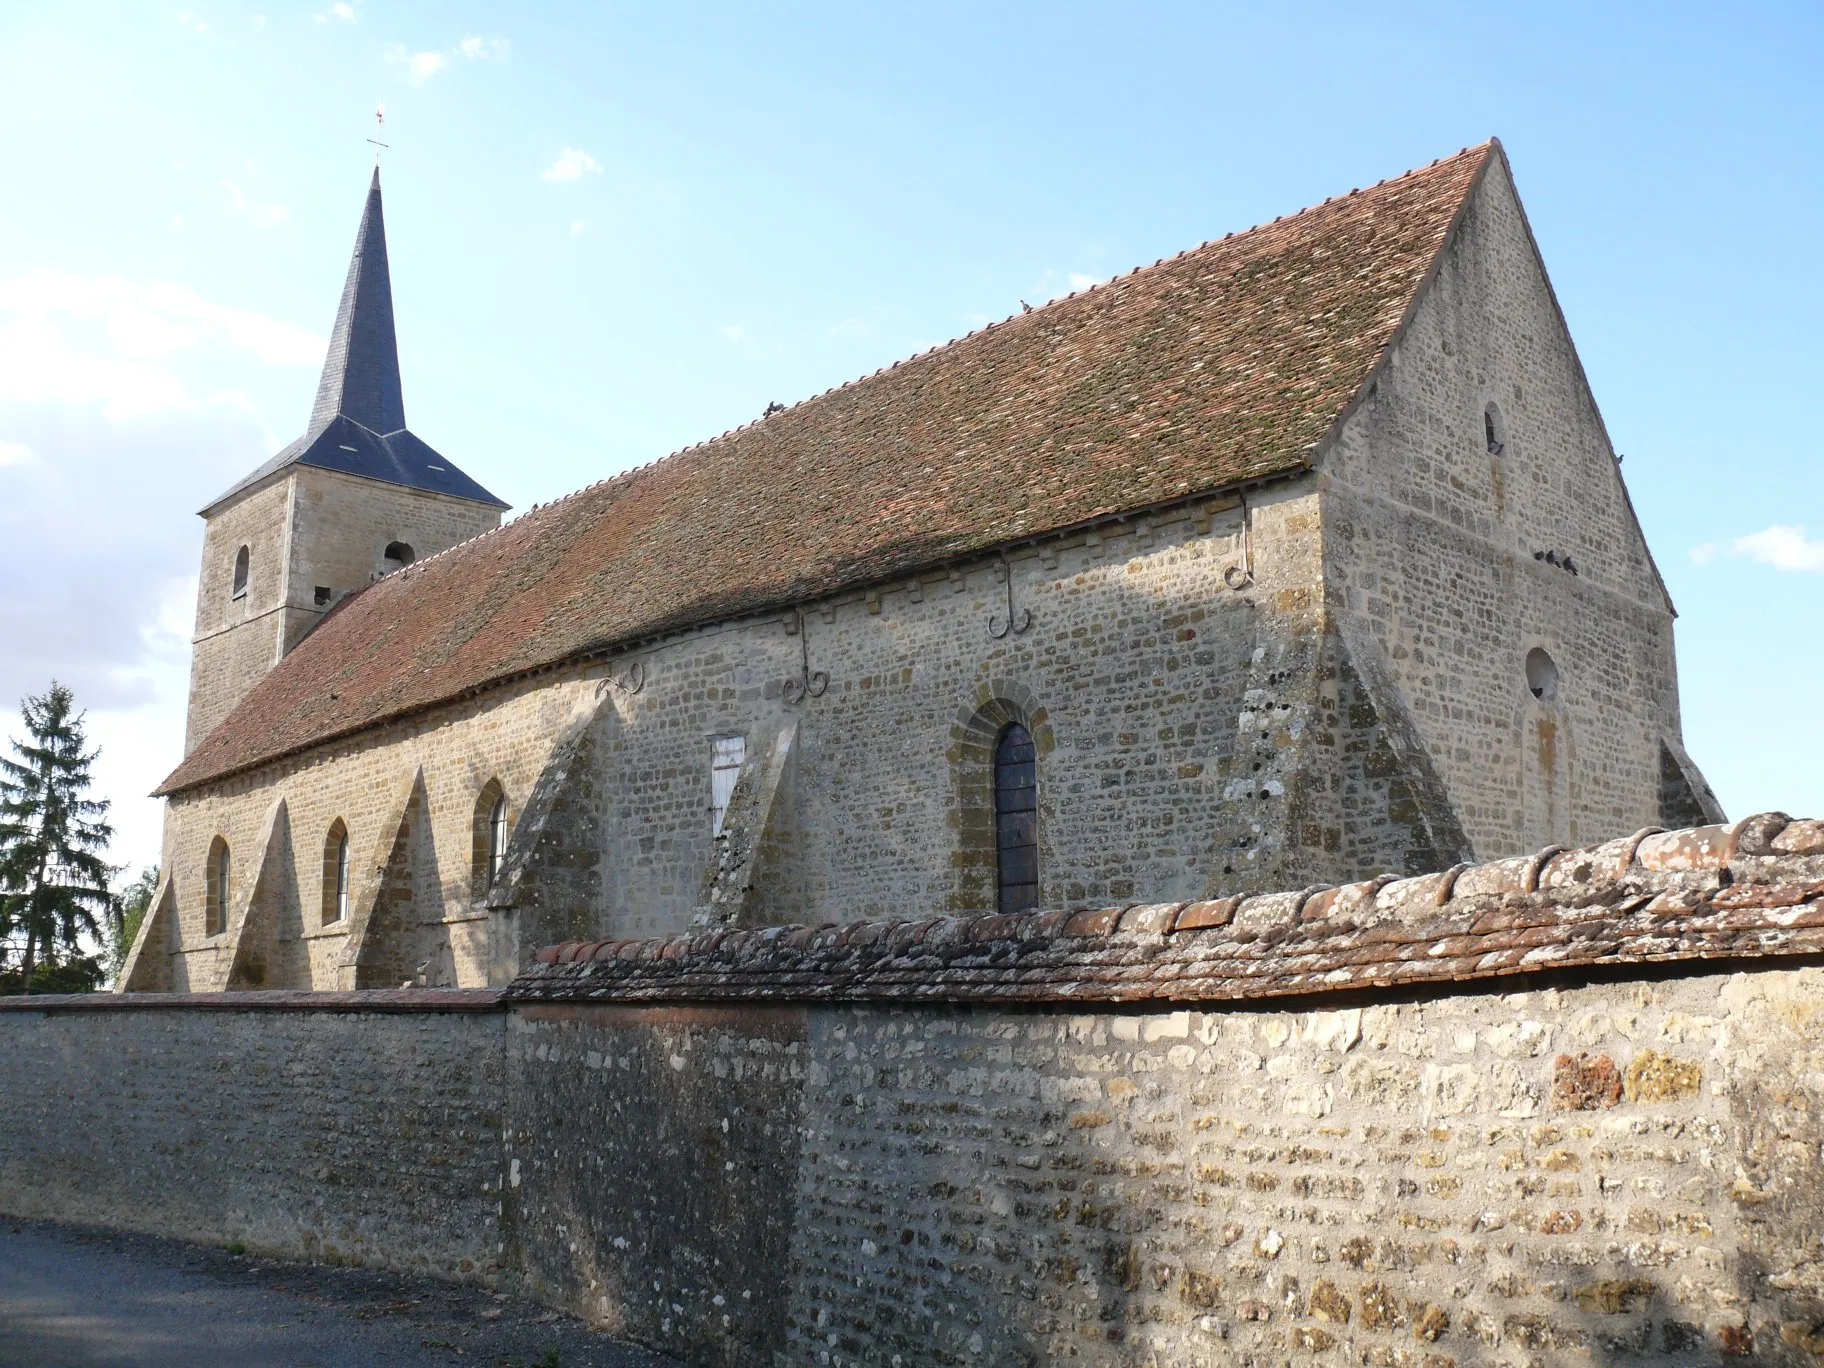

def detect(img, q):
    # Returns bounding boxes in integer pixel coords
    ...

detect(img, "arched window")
[322,820,350,924]
[382,541,415,572]
[1525,646,1560,702]
[1484,402,1507,456]
[994,723,1039,914]
[473,780,509,894]
[205,837,231,936]
[488,793,508,884]
[231,546,250,599]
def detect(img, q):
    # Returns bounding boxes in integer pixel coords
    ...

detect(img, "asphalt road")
[0,1218,681,1368]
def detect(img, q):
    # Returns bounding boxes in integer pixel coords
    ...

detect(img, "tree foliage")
[110,864,159,986]
[0,682,116,994]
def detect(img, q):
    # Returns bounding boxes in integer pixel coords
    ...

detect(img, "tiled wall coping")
[512,815,1824,1006]
[0,988,505,1014]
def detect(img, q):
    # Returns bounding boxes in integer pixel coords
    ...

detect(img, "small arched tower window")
[322,820,350,924]
[1525,646,1560,703]
[205,837,231,937]
[994,723,1039,914]
[1484,402,1507,456]
[383,541,415,572]
[473,780,509,894]
[231,545,250,600]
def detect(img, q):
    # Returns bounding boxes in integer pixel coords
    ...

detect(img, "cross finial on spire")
[367,103,388,168]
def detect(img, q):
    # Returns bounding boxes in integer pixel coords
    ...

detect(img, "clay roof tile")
[161,143,1495,795]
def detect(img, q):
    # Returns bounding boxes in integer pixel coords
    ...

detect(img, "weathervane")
[367,104,388,167]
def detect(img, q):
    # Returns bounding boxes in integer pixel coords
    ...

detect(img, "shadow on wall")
[772,987,1808,1368]
[503,1003,810,1368]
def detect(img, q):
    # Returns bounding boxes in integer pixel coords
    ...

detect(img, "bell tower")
[183,169,508,753]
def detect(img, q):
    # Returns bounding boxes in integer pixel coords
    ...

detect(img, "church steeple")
[309,168,406,436]
[200,168,503,515]
[183,163,507,754]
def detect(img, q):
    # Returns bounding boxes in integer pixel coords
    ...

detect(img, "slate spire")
[309,167,406,435]
[199,168,504,515]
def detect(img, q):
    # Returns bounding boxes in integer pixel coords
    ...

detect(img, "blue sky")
[0,1,1818,875]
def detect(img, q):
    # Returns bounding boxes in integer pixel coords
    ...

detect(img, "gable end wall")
[1320,154,1695,858]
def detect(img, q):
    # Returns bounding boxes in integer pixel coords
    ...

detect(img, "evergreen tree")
[0,683,116,993]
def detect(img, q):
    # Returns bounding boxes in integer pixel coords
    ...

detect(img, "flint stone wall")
[495,965,1824,1368]
[774,971,1824,1367]
[0,992,508,1282]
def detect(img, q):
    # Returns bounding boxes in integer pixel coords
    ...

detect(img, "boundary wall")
[0,991,507,1281]
[4,815,1824,1367]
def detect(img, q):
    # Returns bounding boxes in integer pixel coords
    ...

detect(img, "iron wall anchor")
[989,558,1032,638]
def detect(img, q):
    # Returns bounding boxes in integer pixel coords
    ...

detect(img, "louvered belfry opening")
[994,723,1039,914]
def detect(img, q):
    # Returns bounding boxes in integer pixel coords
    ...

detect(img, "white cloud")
[542,147,603,183]
[0,410,267,870]
[570,220,585,240]
[457,34,508,59]
[220,178,291,229]
[175,10,208,33]
[1692,525,1824,574]
[0,270,322,422]
[1067,272,1099,292]
[0,274,317,871]
[717,324,749,344]
[388,34,507,84]
[1732,525,1824,573]
[315,2,356,21]
[402,48,447,81]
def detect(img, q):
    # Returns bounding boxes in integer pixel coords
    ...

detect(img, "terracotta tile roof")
[511,815,1824,1005]
[160,143,1496,795]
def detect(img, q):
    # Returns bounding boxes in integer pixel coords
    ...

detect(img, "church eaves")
[160,142,1496,797]
[202,169,505,515]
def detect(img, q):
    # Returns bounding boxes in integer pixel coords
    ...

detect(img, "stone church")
[120,141,1722,993]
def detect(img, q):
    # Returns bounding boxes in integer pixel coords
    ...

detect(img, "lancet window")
[994,723,1039,914]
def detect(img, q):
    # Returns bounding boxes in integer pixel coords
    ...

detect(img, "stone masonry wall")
[0,995,507,1282]
[1322,155,1697,860]
[775,970,1823,1368]
[484,962,1824,1368]
[586,484,1314,937]
[188,477,293,751]
[155,483,1330,986]
[10,949,1824,1364]
[281,465,503,655]
[148,671,597,991]
[504,1003,812,1368]
[500,813,1824,1365]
